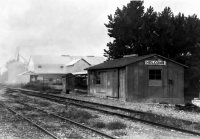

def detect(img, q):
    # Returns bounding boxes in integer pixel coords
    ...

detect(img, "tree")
[104,1,200,98]
[104,1,145,59]
[184,44,200,98]
[104,1,200,60]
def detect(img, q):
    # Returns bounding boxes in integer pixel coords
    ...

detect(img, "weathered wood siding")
[88,69,124,98]
[88,56,184,104]
[167,61,184,103]
[119,68,126,101]
[126,62,141,101]
[65,74,75,92]
[126,57,184,104]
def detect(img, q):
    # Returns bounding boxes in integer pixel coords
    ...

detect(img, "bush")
[38,101,50,107]
[65,107,95,123]
[92,121,106,128]
[14,106,32,111]
[107,121,127,130]
[68,132,82,138]
[112,131,127,137]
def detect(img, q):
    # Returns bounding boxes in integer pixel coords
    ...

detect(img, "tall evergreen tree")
[104,1,200,97]
[104,1,200,60]
[104,1,145,59]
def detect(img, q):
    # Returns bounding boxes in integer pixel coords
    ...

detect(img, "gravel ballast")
[0,104,50,139]
[4,89,200,139]
[58,92,200,123]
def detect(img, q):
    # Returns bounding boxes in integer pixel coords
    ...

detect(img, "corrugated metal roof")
[86,54,187,70]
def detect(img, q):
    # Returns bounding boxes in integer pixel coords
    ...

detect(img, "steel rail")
[12,87,155,115]
[6,87,200,137]
[0,102,60,139]
[17,102,116,139]
[51,94,147,114]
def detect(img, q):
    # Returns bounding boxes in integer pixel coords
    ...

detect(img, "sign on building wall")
[145,60,166,65]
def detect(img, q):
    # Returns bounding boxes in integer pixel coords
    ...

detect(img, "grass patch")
[68,132,83,139]
[64,107,97,123]
[43,124,60,130]
[112,131,127,137]
[9,116,23,123]
[92,121,106,128]
[25,111,46,117]
[26,113,40,117]
[38,101,50,107]
[194,124,200,130]
[14,106,32,111]
[8,94,21,99]
[92,120,127,130]
[107,121,127,130]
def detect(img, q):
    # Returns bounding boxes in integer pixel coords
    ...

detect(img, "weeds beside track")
[5,87,200,137]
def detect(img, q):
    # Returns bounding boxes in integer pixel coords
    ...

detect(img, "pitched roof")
[29,55,105,74]
[82,56,105,65]
[64,57,105,74]
[86,54,187,70]
[65,59,82,66]
[30,55,75,65]
[30,55,105,66]
[64,56,105,67]
[18,71,36,76]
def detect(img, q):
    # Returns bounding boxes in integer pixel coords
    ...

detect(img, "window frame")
[148,69,162,86]
[149,69,162,80]
[94,71,101,85]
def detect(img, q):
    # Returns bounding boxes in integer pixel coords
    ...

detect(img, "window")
[94,72,101,84]
[149,69,161,80]
[149,69,162,86]
[38,65,42,68]
[49,78,53,82]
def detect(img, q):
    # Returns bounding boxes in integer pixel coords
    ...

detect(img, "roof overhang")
[18,71,37,76]
[72,71,87,75]
[86,54,188,71]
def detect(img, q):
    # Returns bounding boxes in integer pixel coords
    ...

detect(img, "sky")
[0,0,200,69]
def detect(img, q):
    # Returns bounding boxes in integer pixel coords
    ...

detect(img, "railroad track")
[5,87,200,137]
[1,100,116,139]
[0,102,59,139]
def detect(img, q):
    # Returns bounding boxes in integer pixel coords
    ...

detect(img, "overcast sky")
[0,0,200,69]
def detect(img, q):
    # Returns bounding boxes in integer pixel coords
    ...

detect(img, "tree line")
[104,1,200,97]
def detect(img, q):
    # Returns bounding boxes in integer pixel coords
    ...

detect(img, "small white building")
[27,55,76,90]
[27,55,105,91]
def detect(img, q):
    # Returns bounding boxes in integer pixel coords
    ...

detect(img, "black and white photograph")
[0,0,200,138]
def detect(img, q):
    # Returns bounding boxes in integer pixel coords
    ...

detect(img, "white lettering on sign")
[145,60,166,65]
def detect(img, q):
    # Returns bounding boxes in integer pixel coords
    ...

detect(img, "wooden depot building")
[86,54,187,104]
